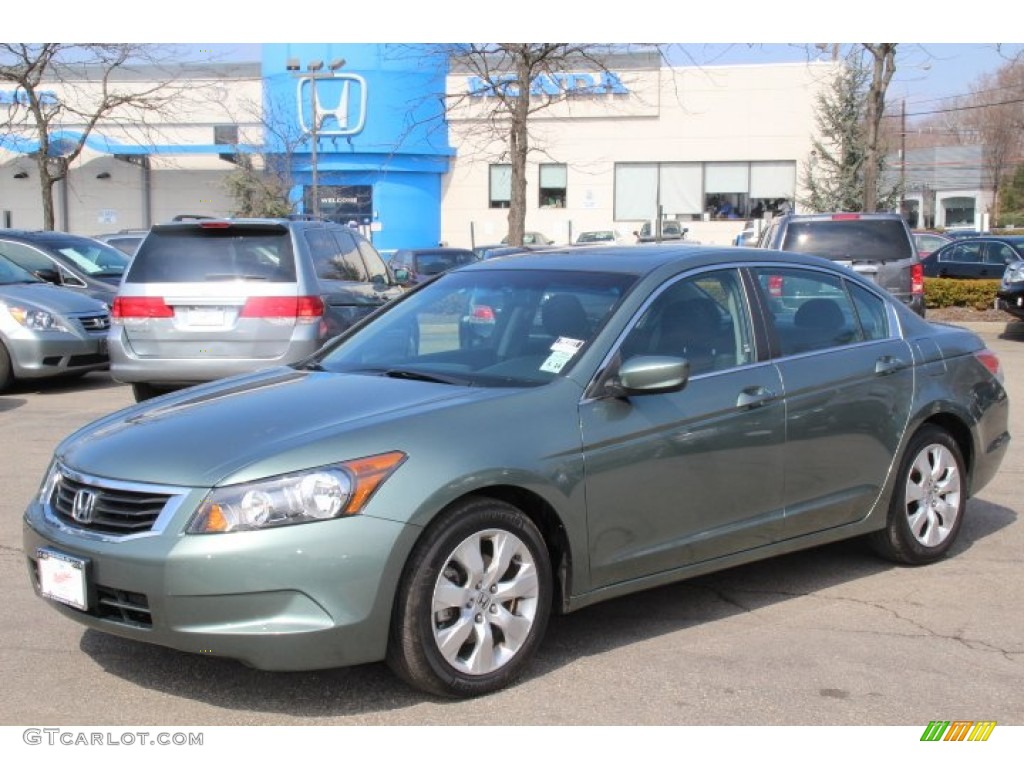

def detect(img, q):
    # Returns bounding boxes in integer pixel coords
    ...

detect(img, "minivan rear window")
[781,220,914,262]
[126,227,296,283]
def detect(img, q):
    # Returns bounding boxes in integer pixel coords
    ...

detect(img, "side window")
[951,243,981,263]
[621,269,754,376]
[0,241,53,274]
[986,243,1016,265]
[754,267,863,356]
[304,230,342,280]
[848,282,889,341]
[307,229,368,282]
[354,236,388,282]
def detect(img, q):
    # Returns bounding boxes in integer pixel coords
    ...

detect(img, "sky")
[13,3,1021,118]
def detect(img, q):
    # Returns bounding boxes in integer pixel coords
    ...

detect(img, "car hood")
[56,367,515,488]
[0,282,109,314]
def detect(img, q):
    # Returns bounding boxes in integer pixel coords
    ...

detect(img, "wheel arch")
[410,484,575,614]
[915,411,976,495]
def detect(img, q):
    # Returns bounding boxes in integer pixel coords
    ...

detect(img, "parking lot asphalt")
[1,321,1022,727]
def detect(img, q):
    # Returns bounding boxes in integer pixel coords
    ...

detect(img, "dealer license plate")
[187,306,225,326]
[37,548,88,610]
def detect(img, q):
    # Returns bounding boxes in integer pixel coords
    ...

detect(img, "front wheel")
[871,425,966,565]
[387,497,552,698]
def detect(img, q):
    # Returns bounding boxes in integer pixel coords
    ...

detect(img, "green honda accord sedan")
[23,245,1010,697]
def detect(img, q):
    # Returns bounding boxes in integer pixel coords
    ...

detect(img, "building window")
[539,164,567,208]
[489,164,511,209]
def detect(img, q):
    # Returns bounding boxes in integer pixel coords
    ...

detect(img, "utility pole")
[287,56,345,219]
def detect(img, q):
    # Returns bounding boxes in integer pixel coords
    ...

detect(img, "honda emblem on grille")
[72,489,98,524]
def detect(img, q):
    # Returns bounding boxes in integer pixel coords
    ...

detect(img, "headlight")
[1,302,71,332]
[187,451,407,534]
[1002,263,1024,286]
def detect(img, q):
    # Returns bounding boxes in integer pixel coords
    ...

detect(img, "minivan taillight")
[241,296,324,324]
[111,296,174,321]
[911,263,924,295]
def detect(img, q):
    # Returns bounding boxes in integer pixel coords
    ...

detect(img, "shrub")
[924,278,1000,310]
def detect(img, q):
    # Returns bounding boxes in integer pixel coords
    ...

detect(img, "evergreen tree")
[800,50,900,213]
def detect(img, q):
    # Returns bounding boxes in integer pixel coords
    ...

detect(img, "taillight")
[241,296,324,324]
[111,296,173,320]
[767,275,784,298]
[471,305,496,322]
[198,221,232,229]
[911,263,924,295]
[974,349,1002,381]
[831,213,861,220]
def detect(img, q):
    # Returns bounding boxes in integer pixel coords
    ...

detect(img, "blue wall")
[261,44,454,251]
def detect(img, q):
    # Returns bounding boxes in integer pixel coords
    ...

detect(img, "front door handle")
[736,386,777,409]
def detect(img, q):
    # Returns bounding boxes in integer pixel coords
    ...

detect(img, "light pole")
[287,56,345,219]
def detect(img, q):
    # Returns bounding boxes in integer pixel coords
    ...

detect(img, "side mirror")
[34,268,61,284]
[600,355,690,398]
[392,267,411,285]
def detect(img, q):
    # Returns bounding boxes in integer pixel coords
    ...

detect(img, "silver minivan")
[109,218,404,401]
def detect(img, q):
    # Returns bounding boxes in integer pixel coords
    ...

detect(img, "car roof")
[460,243,847,277]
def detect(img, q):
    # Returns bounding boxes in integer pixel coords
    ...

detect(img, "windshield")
[45,239,131,277]
[311,269,637,387]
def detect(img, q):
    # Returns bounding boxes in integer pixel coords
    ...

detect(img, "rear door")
[753,265,914,536]
[119,223,301,360]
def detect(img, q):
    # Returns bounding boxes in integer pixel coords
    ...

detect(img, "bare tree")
[0,44,193,230]
[861,44,898,212]
[445,44,636,246]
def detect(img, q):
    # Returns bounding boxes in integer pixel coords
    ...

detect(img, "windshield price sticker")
[551,337,584,355]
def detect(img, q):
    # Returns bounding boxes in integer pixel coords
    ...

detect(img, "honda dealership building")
[0,44,991,248]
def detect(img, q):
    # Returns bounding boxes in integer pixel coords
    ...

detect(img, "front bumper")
[5,331,108,379]
[22,479,419,671]
[996,288,1024,319]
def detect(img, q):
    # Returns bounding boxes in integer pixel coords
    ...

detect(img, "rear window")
[780,220,914,262]
[415,251,477,275]
[126,227,296,283]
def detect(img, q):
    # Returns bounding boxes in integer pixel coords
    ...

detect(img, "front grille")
[77,313,111,332]
[94,585,152,627]
[51,474,172,535]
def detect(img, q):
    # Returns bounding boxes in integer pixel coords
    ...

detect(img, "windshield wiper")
[382,368,470,385]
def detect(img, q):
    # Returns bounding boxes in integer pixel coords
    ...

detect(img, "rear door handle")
[736,386,777,409]
[875,356,907,376]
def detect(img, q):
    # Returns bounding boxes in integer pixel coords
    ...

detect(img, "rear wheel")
[871,425,966,565]
[387,497,552,698]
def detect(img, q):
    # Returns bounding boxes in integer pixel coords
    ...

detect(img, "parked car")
[109,217,405,402]
[757,212,925,316]
[634,219,690,243]
[389,247,479,287]
[24,244,1009,698]
[996,259,1024,319]
[912,231,951,258]
[574,230,621,245]
[944,228,990,240]
[0,230,131,307]
[501,231,553,246]
[0,254,110,391]
[921,236,1024,279]
[95,228,149,257]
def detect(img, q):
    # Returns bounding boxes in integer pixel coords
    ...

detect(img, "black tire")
[0,342,12,392]
[387,497,552,698]
[131,382,165,402]
[871,425,967,565]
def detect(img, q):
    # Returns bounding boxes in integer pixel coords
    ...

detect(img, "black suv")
[757,212,925,316]
[0,230,131,307]
[389,247,479,286]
